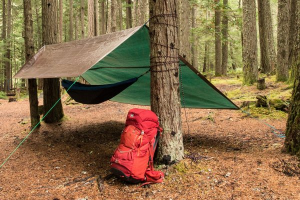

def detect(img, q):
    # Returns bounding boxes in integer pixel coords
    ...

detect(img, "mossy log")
[256,95,289,112]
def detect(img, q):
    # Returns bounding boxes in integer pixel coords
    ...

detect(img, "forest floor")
[0,75,299,200]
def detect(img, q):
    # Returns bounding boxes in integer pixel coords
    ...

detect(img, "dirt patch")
[0,98,299,200]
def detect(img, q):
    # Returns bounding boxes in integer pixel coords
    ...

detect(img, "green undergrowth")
[241,105,288,119]
[0,91,7,99]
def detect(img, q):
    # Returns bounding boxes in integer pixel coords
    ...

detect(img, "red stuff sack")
[110,108,164,184]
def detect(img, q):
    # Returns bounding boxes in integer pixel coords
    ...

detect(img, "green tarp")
[82,26,238,109]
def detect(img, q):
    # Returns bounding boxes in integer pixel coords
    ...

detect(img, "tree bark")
[88,0,95,37]
[191,5,198,69]
[101,0,107,34]
[215,0,222,76]
[75,14,79,40]
[289,0,300,82]
[24,0,40,129]
[118,0,123,30]
[35,0,42,49]
[257,0,276,74]
[285,1,300,156]
[4,0,12,93]
[179,0,191,63]
[80,0,85,38]
[203,42,209,73]
[42,0,64,123]
[69,0,74,40]
[285,62,300,156]
[95,0,100,36]
[59,0,63,42]
[139,0,147,25]
[277,0,290,82]
[1,0,6,91]
[221,0,228,76]
[126,0,132,28]
[242,0,258,85]
[111,0,117,32]
[149,0,184,164]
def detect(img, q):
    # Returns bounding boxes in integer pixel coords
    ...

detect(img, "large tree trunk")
[149,0,184,164]
[80,0,85,38]
[88,0,95,37]
[277,0,290,82]
[24,0,40,129]
[242,0,258,85]
[257,0,276,74]
[221,0,228,76]
[69,0,74,40]
[4,0,12,93]
[289,0,300,82]
[126,0,132,29]
[215,0,222,76]
[42,0,64,123]
[285,1,300,156]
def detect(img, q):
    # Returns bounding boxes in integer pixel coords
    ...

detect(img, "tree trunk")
[80,0,85,38]
[1,0,6,92]
[24,0,40,129]
[59,0,63,42]
[285,1,300,156]
[221,0,228,76]
[111,0,117,32]
[149,0,184,164]
[191,5,198,69]
[133,0,139,27]
[4,0,12,93]
[215,0,222,76]
[289,0,300,82]
[35,0,42,50]
[139,0,147,25]
[75,11,79,40]
[118,0,123,30]
[242,0,258,85]
[95,0,100,36]
[203,42,209,73]
[126,0,132,29]
[101,0,107,34]
[69,0,74,40]
[88,0,95,37]
[230,42,237,70]
[257,0,276,74]
[179,0,191,63]
[277,0,290,82]
[285,62,300,156]
[42,0,64,123]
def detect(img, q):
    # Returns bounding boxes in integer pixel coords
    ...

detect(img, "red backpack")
[110,108,164,184]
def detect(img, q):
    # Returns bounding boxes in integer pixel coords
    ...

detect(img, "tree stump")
[256,95,269,108]
[257,78,266,90]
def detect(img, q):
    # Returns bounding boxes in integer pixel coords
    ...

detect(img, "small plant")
[0,91,7,100]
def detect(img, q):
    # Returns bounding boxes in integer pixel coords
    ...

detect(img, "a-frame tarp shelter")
[15,25,238,109]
